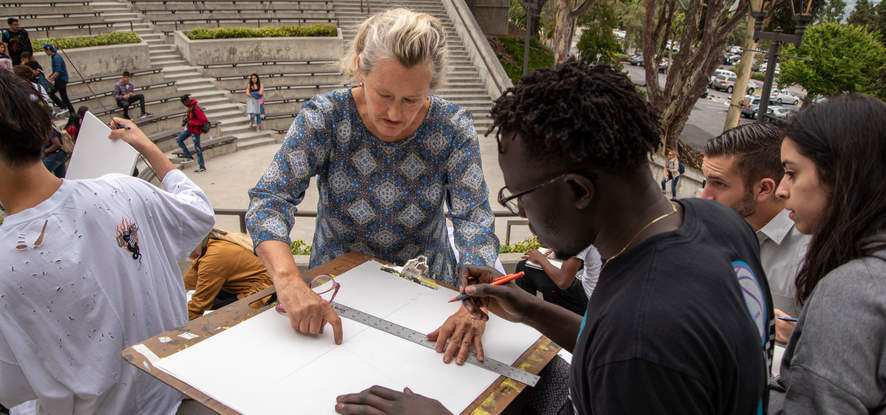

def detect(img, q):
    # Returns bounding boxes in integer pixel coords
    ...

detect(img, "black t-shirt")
[569,198,774,415]
[2,28,31,58]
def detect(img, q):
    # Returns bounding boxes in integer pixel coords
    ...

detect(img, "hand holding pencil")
[449,271,524,303]
[457,265,539,324]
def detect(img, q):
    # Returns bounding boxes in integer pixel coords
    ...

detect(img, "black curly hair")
[489,60,661,171]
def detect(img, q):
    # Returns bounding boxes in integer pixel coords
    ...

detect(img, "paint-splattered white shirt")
[0,170,214,415]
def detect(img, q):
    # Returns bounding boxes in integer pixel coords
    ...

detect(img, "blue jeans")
[42,150,67,178]
[176,130,205,169]
[249,113,262,126]
[661,173,680,198]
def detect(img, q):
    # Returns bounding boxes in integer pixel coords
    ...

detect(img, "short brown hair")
[0,70,52,166]
[704,123,785,189]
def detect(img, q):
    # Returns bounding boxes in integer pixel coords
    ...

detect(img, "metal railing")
[213,209,530,245]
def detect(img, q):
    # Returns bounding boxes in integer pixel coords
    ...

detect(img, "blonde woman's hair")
[342,8,447,90]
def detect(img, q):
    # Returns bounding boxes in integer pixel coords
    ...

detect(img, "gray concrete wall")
[35,40,151,80]
[464,0,510,35]
[173,29,343,66]
[441,0,514,100]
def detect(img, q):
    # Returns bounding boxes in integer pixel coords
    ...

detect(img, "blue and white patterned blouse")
[246,89,499,285]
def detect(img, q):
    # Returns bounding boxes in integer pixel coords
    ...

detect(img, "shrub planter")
[35,39,150,80]
[174,29,343,65]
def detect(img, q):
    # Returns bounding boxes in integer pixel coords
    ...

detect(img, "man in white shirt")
[701,123,810,343]
[0,70,214,414]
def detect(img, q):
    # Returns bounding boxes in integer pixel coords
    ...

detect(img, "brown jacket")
[183,238,272,320]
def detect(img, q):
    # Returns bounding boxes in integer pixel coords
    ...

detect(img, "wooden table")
[121,252,560,414]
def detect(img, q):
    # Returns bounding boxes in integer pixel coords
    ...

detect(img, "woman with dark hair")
[62,106,88,142]
[245,73,263,132]
[770,93,886,414]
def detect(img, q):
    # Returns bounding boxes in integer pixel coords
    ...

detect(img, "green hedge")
[499,236,542,254]
[186,24,337,40]
[494,36,555,85]
[31,31,140,51]
[751,73,766,81]
[290,240,312,255]
[290,236,542,256]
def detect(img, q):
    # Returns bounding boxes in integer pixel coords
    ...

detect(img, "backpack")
[59,130,75,154]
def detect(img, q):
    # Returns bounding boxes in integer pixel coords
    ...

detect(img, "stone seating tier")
[200,60,339,73]
[151,17,336,35]
[129,0,331,6]
[228,83,346,101]
[90,93,189,120]
[66,72,166,98]
[137,7,334,15]
[27,21,144,38]
[68,79,176,106]
[134,109,190,137]
[0,8,106,19]
[12,15,123,27]
[218,73,344,90]
[1,0,93,6]
[66,67,162,87]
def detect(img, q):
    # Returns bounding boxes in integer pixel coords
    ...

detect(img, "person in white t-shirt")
[0,70,215,415]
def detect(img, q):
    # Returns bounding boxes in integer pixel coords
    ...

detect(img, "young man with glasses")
[334,61,774,415]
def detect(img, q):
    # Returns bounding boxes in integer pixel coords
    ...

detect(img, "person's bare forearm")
[522,299,583,352]
[133,140,175,181]
[255,240,308,289]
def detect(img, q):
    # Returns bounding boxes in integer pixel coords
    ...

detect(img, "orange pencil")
[448,271,525,303]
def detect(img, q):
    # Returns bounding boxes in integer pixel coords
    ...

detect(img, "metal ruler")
[330,302,540,387]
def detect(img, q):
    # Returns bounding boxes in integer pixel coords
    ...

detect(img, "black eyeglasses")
[497,173,570,215]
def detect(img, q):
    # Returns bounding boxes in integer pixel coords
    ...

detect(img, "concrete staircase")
[333,0,495,132]
[98,0,279,165]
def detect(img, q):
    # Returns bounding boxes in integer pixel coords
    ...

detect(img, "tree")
[552,0,597,63]
[642,0,749,153]
[847,0,877,26]
[816,0,846,23]
[779,22,886,100]
[617,0,647,53]
[576,0,623,65]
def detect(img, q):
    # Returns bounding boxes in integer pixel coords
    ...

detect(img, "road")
[622,65,756,151]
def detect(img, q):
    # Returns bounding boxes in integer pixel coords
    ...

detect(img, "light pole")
[750,0,813,123]
[522,0,541,77]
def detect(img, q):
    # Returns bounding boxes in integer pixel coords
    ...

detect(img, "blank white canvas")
[65,112,138,180]
[154,261,543,414]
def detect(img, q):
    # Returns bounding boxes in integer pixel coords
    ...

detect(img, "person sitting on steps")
[114,71,149,120]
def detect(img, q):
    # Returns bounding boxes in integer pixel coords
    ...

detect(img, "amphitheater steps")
[101,0,285,162]
[332,0,495,132]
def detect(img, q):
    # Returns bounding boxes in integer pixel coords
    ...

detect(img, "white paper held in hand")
[65,111,139,180]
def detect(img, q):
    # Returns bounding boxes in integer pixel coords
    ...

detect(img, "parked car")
[710,69,737,88]
[711,74,737,92]
[658,59,669,73]
[728,45,743,55]
[629,54,644,66]
[768,105,798,120]
[770,89,800,105]
[725,54,742,65]
[741,95,761,119]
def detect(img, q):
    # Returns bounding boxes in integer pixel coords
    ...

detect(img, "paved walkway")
[181,132,535,247]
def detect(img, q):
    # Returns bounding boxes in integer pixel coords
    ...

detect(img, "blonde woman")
[247,9,498,364]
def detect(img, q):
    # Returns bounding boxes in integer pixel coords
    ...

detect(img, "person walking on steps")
[177,94,208,173]
[41,44,74,114]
